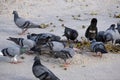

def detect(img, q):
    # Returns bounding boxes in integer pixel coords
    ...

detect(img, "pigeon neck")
[20,47,29,54]
[90,22,97,28]
[14,13,19,21]
[34,60,42,66]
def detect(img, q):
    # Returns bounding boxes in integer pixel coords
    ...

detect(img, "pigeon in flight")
[32,56,60,80]
[12,11,42,35]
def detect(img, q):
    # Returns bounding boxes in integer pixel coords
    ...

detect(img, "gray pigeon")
[1,46,30,64]
[96,31,105,43]
[63,26,78,42]
[117,22,120,34]
[42,41,66,53]
[103,24,120,44]
[27,33,61,46]
[32,56,60,80]
[54,44,75,66]
[7,37,36,49]
[85,18,98,41]
[12,11,42,35]
[90,39,107,57]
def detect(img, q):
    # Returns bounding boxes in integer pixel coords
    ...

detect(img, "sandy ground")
[0,0,120,80]
[0,53,120,80]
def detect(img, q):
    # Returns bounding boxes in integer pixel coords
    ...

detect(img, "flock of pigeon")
[0,10,120,80]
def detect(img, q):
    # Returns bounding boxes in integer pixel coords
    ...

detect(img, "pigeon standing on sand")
[1,46,30,64]
[85,18,98,41]
[12,11,42,35]
[32,56,60,80]
[7,37,36,49]
[90,39,107,57]
[63,26,78,42]
[54,44,75,67]
[103,24,120,44]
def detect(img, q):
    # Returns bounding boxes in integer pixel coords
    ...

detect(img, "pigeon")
[1,46,30,64]
[117,22,120,34]
[37,33,61,41]
[7,37,36,49]
[103,24,120,44]
[63,26,78,42]
[27,33,61,46]
[54,44,75,67]
[12,11,42,35]
[32,56,60,80]
[90,39,107,57]
[42,41,66,53]
[96,31,105,43]
[85,18,98,41]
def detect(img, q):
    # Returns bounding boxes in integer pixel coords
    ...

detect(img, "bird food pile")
[105,44,120,54]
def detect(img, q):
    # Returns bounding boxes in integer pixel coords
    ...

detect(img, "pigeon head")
[91,18,97,24]
[33,56,42,65]
[110,24,116,30]
[27,34,36,39]
[12,11,18,15]
[12,10,19,21]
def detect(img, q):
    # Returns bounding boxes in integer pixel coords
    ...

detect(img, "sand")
[0,0,120,80]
